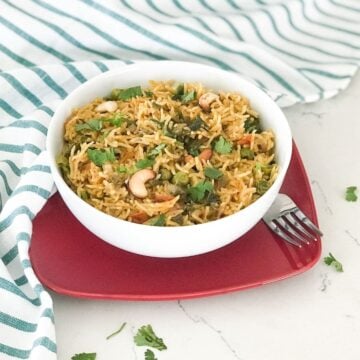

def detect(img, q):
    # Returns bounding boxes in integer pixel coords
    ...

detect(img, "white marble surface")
[52,73,360,360]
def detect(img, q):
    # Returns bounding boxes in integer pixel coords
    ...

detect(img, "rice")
[57,80,278,226]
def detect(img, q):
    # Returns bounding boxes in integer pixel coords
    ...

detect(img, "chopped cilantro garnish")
[135,144,166,170]
[76,115,126,132]
[181,90,196,103]
[204,167,223,180]
[324,252,343,272]
[172,83,196,103]
[204,191,220,204]
[345,186,358,202]
[172,83,184,100]
[87,148,115,167]
[144,90,153,97]
[188,116,207,131]
[117,165,128,173]
[146,214,166,226]
[108,113,126,127]
[187,180,214,203]
[117,165,136,175]
[244,117,261,133]
[136,158,155,169]
[240,147,254,160]
[148,143,166,158]
[214,136,232,154]
[110,86,143,100]
[75,119,103,132]
[56,152,70,176]
[98,130,110,142]
[80,190,89,201]
[256,180,270,195]
[71,353,96,360]
[134,325,167,351]
[145,349,157,360]
[106,322,126,340]
[184,138,204,157]
[254,162,273,176]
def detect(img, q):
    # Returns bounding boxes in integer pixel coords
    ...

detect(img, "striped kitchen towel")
[0,0,359,358]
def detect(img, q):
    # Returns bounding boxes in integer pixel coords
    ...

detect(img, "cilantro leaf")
[324,252,343,272]
[203,191,220,205]
[71,353,96,360]
[106,322,126,340]
[111,86,143,100]
[254,162,273,176]
[188,116,207,131]
[172,83,184,100]
[184,138,204,157]
[256,180,270,195]
[136,158,155,169]
[240,147,254,160]
[144,90,153,97]
[345,186,358,202]
[117,165,128,173]
[87,148,115,167]
[107,113,126,127]
[56,152,70,176]
[244,117,261,133]
[187,180,214,203]
[117,165,136,175]
[181,90,196,103]
[214,136,232,154]
[204,167,223,180]
[134,325,167,351]
[76,115,126,132]
[146,214,166,226]
[75,119,103,132]
[80,190,89,201]
[145,349,158,360]
[148,144,166,158]
[172,84,196,103]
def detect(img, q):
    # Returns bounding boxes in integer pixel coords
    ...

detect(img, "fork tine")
[283,213,317,241]
[266,220,303,248]
[277,217,310,245]
[293,208,323,236]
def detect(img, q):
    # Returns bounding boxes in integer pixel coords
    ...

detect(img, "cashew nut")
[95,101,118,113]
[128,169,156,198]
[199,92,219,112]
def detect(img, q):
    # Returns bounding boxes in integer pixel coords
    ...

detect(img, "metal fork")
[263,193,323,247]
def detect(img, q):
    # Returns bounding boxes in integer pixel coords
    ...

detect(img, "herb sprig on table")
[345,186,358,202]
[71,353,97,360]
[71,323,167,360]
[324,252,344,272]
[106,322,127,340]
[134,324,167,351]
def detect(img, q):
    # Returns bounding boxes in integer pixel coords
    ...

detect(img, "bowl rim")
[46,60,292,233]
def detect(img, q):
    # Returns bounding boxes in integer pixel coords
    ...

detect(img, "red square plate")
[30,143,321,300]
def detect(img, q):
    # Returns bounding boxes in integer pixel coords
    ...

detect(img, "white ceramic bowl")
[47,61,292,258]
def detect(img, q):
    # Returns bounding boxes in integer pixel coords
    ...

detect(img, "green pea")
[172,172,189,186]
[160,168,172,181]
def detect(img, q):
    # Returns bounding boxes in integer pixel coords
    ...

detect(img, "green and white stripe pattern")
[0,0,359,358]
